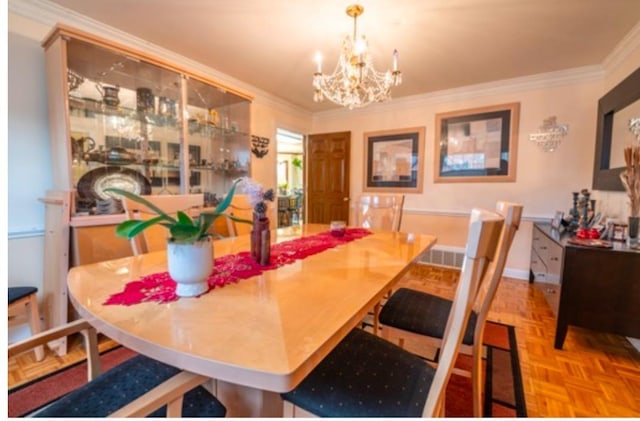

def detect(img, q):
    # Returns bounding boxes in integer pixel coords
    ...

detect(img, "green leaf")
[198,212,219,235]
[213,179,241,215]
[176,211,194,225]
[225,214,253,226]
[170,224,202,243]
[104,188,177,225]
[115,216,167,239]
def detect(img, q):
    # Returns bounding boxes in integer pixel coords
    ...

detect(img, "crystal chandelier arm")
[311,3,402,109]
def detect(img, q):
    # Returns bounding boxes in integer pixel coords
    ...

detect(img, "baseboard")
[419,246,530,281]
[503,268,530,281]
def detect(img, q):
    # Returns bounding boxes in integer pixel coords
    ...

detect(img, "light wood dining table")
[67,223,436,416]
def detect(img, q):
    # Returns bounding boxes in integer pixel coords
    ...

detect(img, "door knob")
[343,197,349,201]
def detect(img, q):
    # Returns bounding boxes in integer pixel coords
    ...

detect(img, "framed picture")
[551,211,564,230]
[434,102,520,183]
[363,127,425,193]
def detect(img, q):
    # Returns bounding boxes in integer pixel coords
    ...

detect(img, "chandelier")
[313,4,402,109]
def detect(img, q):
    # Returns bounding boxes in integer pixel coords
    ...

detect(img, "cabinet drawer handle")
[550,257,559,261]
[540,246,547,250]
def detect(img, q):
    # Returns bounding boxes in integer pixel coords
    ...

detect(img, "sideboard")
[530,223,640,350]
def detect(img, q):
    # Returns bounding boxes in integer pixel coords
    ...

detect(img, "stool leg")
[27,294,45,361]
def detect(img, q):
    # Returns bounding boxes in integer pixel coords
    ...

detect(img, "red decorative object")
[577,227,601,239]
[104,228,372,305]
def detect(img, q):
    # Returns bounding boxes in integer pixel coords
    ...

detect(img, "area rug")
[8,346,137,417]
[8,321,525,417]
[361,316,526,417]
[443,321,527,417]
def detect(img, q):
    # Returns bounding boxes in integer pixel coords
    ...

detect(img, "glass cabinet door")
[67,37,184,214]
[185,77,251,207]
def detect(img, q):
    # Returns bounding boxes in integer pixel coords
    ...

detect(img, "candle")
[393,49,399,71]
[314,51,323,73]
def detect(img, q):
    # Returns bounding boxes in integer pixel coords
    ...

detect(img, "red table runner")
[104,228,371,305]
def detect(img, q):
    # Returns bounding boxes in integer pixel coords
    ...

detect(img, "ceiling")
[46,0,640,113]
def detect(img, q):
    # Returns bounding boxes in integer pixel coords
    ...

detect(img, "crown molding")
[8,0,310,119]
[313,65,604,121]
[602,21,640,73]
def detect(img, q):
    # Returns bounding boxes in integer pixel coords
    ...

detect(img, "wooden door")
[306,131,351,223]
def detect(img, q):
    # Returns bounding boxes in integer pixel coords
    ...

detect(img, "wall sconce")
[629,117,640,142]
[529,116,569,152]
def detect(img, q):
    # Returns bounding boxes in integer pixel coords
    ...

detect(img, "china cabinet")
[40,24,252,349]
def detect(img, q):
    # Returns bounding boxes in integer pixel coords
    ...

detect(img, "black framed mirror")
[592,67,640,191]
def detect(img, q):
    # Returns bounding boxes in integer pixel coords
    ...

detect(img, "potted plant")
[105,179,251,297]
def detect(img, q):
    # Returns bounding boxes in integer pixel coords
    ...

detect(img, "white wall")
[311,76,601,218]
[8,26,53,237]
[308,73,603,276]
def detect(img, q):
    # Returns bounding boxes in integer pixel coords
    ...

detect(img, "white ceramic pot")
[167,237,213,297]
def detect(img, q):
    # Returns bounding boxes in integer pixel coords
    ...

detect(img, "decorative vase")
[251,215,271,265]
[167,236,213,297]
[629,216,640,245]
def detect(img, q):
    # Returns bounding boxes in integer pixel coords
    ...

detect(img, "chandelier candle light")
[313,4,402,109]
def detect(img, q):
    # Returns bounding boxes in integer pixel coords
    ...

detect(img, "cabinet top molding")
[42,23,254,103]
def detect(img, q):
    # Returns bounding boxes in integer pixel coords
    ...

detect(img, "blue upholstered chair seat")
[282,328,435,417]
[379,287,478,346]
[33,354,226,417]
[8,286,38,304]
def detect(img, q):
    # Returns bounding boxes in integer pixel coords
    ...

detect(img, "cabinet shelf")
[58,31,252,217]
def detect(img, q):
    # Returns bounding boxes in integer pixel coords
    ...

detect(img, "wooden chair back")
[225,194,254,237]
[472,201,523,316]
[122,194,204,255]
[352,194,404,232]
[422,208,504,416]
[8,319,222,417]
[467,201,523,416]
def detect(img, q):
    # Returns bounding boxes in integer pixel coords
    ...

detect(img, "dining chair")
[8,286,44,361]
[353,194,405,333]
[378,201,523,417]
[281,208,505,417]
[122,193,204,255]
[8,319,226,417]
[225,194,254,236]
[352,193,405,232]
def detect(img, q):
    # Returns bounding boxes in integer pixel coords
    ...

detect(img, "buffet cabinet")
[40,24,253,350]
[530,223,640,350]
[530,223,563,314]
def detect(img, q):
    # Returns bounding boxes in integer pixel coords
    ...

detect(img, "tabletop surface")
[67,224,436,392]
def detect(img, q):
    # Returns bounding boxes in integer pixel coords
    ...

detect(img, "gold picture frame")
[434,102,520,183]
[363,127,425,193]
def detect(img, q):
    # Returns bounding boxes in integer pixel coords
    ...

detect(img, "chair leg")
[27,293,45,361]
[472,342,484,417]
[373,302,381,335]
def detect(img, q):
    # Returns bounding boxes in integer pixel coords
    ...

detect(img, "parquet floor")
[397,264,640,418]
[8,264,640,417]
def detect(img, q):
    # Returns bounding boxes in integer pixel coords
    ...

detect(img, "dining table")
[67,223,437,416]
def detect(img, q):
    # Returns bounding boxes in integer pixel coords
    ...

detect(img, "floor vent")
[418,247,465,269]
